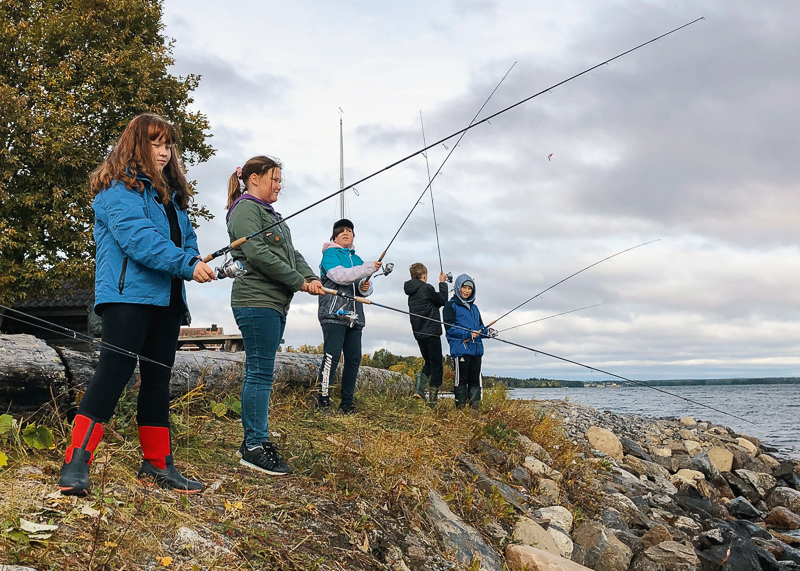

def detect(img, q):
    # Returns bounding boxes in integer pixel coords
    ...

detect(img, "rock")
[425,489,503,570]
[688,452,720,480]
[173,526,232,557]
[0,567,40,571]
[517,434,552,463]
[621,437,654,462]
[525,456,554,478]
[639,541,701,570]
[758,454,780,469]
[572,522,633,571]
[653,447,673,458]
[459,456,529,512]
[767,487,800,512]
[539,506,574,534]
[723,471,761,503]
[684,441,702,456]
[728,496,761,519]
[586,426,623,460]
[764,506,800,530]
[538,479,560,505]
[16,466,44,477]
[653,454,679,474]
[680,417,697,427]
[488,448,508,466]
[707,446,734,473]
[505,545,592,571]
[679,429,697,441]
[512,517,562,556]
[605,493,640,520]
[672,469,705,487]
[601,508,629,532]
[612,529,644,557]
[548,527,574,559]
[735,469,777,499]
[641,524,672,548]
[483,523,508,542]
[728,444,753,471]
[511,466,531,489]
[673,516,703,535]
[736,437,758,456]
[404,534,428,562]
[624,455,671,481]
[654,475,679,495]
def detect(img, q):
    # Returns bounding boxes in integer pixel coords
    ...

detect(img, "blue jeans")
[233,307,286,449]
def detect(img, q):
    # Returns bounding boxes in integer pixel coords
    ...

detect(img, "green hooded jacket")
[226,198,318,314]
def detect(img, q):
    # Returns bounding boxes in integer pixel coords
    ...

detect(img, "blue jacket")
[317,242,374,328]
[93,177,200,310]
[443,273,487,357]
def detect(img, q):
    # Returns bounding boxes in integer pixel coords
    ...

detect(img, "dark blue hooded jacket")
[443,273,488,357]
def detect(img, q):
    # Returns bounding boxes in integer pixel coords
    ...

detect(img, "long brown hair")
[90,114,192,209]
[226,155,283,209]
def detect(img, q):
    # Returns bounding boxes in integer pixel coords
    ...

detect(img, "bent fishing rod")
[376,62,517,268]
[322,287,756,426]
[202,18,703,264]
[485,239,659,329]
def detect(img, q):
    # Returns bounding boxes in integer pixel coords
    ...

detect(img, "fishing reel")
[334,308,359,325]
[486,328,498,338]
[445,272,453,283]
[215,256,246,280]
[373,262,394,278]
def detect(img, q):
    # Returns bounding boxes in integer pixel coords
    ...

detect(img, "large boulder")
[505,545,592,571]
[512,517,561,556]
[636,541,701,570]
[736,438,758,456]
[586,427,623,460]
[641,525,672,549]
[425,489,502,570]
[572,522,633,571]
[707,446,734,473]
[764,506,800,530]
[735,469,777,500]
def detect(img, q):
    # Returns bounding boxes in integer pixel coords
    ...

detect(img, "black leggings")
[78,303,182,426]
[417,337,443,388]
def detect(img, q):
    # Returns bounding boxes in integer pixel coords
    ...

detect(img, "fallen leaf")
[81,505,100,517]
[19,519,58,533]
[156,555,173,566]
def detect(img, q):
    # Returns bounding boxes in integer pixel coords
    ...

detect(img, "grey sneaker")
[239,442,291,476]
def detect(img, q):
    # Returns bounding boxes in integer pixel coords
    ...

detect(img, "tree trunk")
[0,334,69,413]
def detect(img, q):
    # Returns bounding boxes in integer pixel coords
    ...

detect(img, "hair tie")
[236,166,243,179]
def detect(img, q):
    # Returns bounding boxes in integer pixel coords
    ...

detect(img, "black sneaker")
[239,442,291,476]
[338,403,355,415]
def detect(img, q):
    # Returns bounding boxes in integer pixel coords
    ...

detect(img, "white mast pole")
[339,113,345,219]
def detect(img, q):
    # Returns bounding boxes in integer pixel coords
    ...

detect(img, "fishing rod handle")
[321,287,371,304]
[201,237,249,263]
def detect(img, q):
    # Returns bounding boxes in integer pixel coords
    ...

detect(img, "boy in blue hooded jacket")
[443,274,493,409]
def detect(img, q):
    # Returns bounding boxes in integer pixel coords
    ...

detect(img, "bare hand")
[439,272,447,283]
[471,330,480,339]
[302,280,325,296]
[373,261,382,271]
[360,280,370,292]
[192,261,216,283]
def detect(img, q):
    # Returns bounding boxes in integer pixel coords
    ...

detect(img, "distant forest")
[488,376,800,388]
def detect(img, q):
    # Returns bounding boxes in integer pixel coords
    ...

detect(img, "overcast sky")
[162,0,800,381]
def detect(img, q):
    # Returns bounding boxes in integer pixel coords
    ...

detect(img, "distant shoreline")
[493,376,800,388]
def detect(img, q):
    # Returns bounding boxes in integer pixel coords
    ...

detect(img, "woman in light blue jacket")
[57,114,216,497]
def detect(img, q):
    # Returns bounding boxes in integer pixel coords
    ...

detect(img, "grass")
[0,383,603,570]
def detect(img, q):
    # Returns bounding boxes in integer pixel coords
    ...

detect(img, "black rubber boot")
[57,448,92,497]
[429,387,439,404]
[138,454,204,494]
[469,387,482,410]
[454,386,468,409]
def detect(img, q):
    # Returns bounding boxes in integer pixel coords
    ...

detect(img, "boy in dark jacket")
[403,263,448,402]
[443,274,494,409]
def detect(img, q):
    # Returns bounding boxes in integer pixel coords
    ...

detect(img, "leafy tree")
[0,0,214,305]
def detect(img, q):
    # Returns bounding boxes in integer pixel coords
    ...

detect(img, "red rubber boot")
[57,414,104,497]
[137,426,203,494]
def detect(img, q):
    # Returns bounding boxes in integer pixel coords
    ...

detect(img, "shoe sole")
[239,458,290,476]
[57,485,88,497]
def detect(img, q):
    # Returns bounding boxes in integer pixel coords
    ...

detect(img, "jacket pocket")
[118,257,128,294]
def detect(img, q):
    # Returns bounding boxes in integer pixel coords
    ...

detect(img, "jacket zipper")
[118,257,128,294]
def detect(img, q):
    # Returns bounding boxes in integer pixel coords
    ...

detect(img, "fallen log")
[0,334,69,413]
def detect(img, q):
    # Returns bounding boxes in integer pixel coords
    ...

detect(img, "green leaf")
[22,424,55,450]
[0,414,13,435]
[0,451,7,468]
[223,395,242,415]
[211,402,228,417]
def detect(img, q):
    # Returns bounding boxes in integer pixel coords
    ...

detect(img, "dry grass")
[0,384,602,570]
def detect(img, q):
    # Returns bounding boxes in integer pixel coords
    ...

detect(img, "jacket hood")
[322,241,355,254]
[454,273,476,305]
[403,278,426,296]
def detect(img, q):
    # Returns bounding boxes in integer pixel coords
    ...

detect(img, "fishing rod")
[201,18,703,264]
[374,62,517,268]
[0,304,173,371]
[321,287,756,426]
[498,303,606,333]
[485,239,659,329]
[419,110,444,275]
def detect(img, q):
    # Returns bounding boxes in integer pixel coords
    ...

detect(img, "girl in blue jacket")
[443,274,493,409]
[57,114,216,497]
[316,219,381,413]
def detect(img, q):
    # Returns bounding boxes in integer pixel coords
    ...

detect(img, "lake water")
[510,384,800,460]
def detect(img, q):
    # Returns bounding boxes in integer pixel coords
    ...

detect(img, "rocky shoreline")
[445,397,800,570]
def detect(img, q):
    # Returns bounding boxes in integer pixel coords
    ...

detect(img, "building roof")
[15,285,94,310]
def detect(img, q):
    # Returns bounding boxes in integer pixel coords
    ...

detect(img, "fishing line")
[498,303,606,333]
[202,18,703,264]
[487,240,659,328]
[0,304,171,371]
[322,287,756,426]
[419,111,443,273]
[377,62,516,263]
